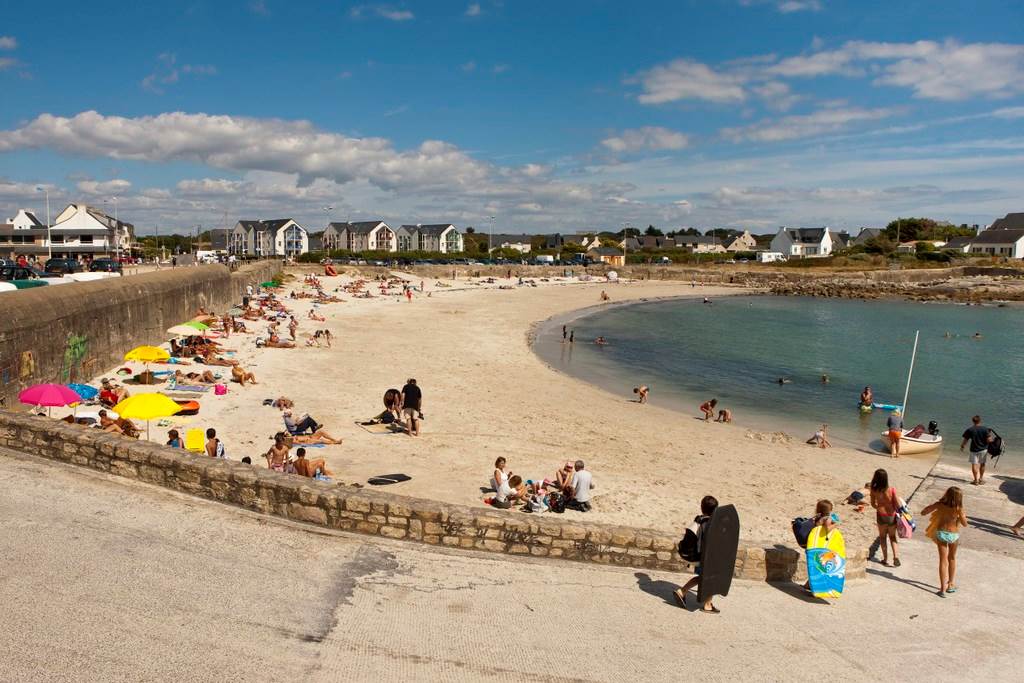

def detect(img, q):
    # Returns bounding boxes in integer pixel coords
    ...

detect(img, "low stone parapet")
[0,411,865,581]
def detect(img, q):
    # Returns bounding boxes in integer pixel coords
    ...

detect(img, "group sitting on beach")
[488,457,594,513]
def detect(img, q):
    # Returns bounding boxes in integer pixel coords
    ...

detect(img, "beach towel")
[184,428,205,452]
[173,385,210,393]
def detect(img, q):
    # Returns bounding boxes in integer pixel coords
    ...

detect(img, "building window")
[80,235,93,244]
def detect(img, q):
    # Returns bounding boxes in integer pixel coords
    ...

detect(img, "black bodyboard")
[367,473,412,486]
[697,504,740,603]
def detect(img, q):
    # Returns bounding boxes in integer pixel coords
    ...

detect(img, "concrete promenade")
[1,449,1021,682]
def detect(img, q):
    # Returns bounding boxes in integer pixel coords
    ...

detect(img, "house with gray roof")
[769,227,835,258]
[229,218,308,257]
[395,224,464,253]
[969,228,1024,258]
[853,228,883,245]
[988,213,1024,231]
[329,221,395,252]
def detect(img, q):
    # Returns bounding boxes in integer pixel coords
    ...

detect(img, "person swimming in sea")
[777,377,791,385]
[821,374,830,384]
[595,336,608,345]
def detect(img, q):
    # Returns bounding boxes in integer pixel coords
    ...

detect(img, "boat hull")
[881,431,943,454]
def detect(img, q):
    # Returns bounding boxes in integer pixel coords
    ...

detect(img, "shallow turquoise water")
[535,295,1024,472]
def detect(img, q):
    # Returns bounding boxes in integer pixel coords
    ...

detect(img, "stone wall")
[0,261,280,409]
[0,411,866,582]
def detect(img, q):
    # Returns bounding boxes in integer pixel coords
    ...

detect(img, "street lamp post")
[36,186,51,259]
[323,206,334,252]
[487,215,495,258]
[112,196,119,262]
[623,221,631,267]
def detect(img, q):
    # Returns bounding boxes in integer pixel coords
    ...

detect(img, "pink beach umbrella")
[18,383,83,417]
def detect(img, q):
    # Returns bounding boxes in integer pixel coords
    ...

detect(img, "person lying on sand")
[265,333,295,349]
[277,429,342,446]
[197,351,238,367]
[175,369,216,384]
[231,366,257,386]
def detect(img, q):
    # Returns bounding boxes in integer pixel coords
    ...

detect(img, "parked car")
[44,258,84,275]
[0,265,53,281]
[89,258,123,273]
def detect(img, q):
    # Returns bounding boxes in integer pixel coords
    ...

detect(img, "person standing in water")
[920,486,968,596]
[860,386,873,407]
[569,330,574,344]
[887,410,904,458]
[562,325,567,342]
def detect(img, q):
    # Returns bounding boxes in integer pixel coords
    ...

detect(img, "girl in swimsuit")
[868,468,901,568]
[920,487,968,596]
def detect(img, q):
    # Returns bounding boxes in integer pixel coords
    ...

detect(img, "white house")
[332,221,396,253]
[490,234,533,253]
[396,224,464,253]
[229,219,309,257]
[769,227,833,258]
[725,230,757,252]
[46,203,134,259]
[968,228,1024,258]
[675,235,726,254]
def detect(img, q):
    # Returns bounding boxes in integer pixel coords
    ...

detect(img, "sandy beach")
[82,269,938,549]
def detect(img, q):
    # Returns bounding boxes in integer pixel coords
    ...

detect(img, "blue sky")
[1,0,1022,234]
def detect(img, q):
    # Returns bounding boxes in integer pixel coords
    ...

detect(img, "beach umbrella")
[67,383,98,400]
[260,281,277,288]
[18,383,82,417]
[228,307,243,316]
[184,321,210,331]
[124,345,170,363]
[167,324,200,336]
[112,393,182,440]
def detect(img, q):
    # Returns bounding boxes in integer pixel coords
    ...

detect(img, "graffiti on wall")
[61,333,89,382]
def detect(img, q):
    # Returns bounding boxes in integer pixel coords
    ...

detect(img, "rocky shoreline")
[766,271,1024,303]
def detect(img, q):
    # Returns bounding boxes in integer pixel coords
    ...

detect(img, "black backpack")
[988,430,1004,458]
[791,517,815,548]
[677,515,708,562]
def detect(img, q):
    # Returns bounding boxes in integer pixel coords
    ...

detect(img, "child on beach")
[920,487,968,596]
[868,469,901,568]
[806,424,832,448]
[674,495,720,613]
[633,386,649,404]
[700,399,718,421]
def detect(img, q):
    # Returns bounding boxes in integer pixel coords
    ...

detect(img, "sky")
[0,0,1022,235]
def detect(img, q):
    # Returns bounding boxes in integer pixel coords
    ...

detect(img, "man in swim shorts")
[960,415,992,485]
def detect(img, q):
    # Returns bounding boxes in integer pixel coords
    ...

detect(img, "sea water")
[535,295,1024,474]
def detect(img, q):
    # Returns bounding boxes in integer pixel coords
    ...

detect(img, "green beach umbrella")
[184,320,210,331]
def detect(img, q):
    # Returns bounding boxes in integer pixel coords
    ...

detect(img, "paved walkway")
[1,450,1022,682]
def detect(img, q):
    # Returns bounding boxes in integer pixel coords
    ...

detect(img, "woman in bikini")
[869,468,901,568]
[920,486,968,596]
[288,429,343,445]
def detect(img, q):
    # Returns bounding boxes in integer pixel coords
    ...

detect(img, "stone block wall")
[0,411,865,581]
[0,261,280,409]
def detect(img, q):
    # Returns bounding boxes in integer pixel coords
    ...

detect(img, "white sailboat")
[881,330,943,454]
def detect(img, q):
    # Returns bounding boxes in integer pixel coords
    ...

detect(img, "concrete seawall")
[0,261,280,409]
[0,411,867,582]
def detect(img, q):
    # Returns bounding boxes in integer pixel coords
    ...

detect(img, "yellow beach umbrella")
[124,345,170,363]
[113,393,182,440]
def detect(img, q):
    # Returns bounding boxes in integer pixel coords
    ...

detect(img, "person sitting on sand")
[290,447,334,479]
[601,290,610,301]
[492,457,510,493]
[700,399,718,421]
[265,433,290,472]
[98,409,123,434]
[99,378,129,407]
[492,474,528,509]
[283,409,320,435]
[567,460,594,512]
[715,408,732,423]
[273,397,294,410]
[205,428,226,458]
[634,385,649,404]
[166,429,184,448]
[555,461,575,494]
[231,365,257,386]
[175,369,217,384]
[806,424,832,448]
[308,309,326,322]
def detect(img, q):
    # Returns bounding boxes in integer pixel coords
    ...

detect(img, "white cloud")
[141,53,217,94]
[350,5,414,21]
[249,1,270,16]
[465,3,481,17]
[76,179,132,195]
[635,58,746,104]
[0,58,16,71]
[721,106,898,142]
[0,36,16,50]
[739,0,822,13]
[492,63,510,74]
[601,127,691,153]
[751,81,801,110]
[460,60,476,72]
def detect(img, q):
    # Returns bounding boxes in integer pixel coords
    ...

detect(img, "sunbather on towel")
[176,369,216,384]
[231,366,257,385]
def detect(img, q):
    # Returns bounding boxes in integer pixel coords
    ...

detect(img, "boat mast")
[902,330,920,418]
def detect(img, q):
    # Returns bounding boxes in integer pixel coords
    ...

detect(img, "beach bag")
[988,431,1004,460]
[791,517,815,548]
[677,516,705,562]
[214,384,227,396]
[548,492,566,514]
